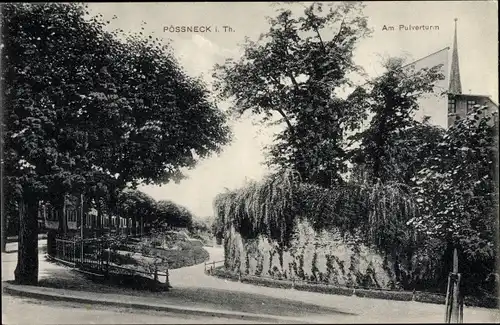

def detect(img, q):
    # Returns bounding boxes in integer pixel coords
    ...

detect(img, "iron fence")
[204,259,225,274]
[79,238,108,273]
[49,236,171,286]
[54,238,77,266]
[52,237,109,273]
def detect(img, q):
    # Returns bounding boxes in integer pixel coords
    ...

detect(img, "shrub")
[297,254,305,280]
[311,251,319,281]
[151,240,162,247]
[333,256,346,275]
[245,252,250,275]
[102,250,139,266]
[255,255,264,276]
[212,267,240,282]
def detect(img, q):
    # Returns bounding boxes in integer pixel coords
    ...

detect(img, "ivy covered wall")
[224,219,400,289]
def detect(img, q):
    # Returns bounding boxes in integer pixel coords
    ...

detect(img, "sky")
[87,1,498,218]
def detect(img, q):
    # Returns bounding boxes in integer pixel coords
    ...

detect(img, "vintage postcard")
[1,1,498,324]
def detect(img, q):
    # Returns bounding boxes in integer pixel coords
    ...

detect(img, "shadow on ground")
[36,266,169,293]
[166,286,356,318]
[28,262,356,319]
[3,246,46,255]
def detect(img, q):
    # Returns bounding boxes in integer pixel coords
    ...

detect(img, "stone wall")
[224,219,398,289]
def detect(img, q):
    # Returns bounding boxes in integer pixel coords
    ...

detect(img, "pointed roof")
[449,18,462,94]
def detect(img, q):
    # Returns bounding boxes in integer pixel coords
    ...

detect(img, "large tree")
[410,106,498,295]
[213,2,371,188]
[155,200,194,229]
[117,189,157,236]
[1,3,230,284]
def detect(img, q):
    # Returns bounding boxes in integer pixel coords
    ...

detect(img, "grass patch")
[140,245,209,269]
[104,250,139,266]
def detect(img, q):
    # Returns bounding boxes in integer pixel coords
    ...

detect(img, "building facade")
[412,19,498,129]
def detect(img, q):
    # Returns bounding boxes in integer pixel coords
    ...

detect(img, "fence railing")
[53,238,77,266]
[204,260,224,274]
[49,236,170,287]
[52,237,108,273]
[108,263,170,287]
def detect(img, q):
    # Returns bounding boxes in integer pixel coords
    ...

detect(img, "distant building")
[42,195,139,238]
[410,19,498,129]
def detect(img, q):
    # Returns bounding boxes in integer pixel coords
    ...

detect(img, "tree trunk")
[1,208,8,253]
[47,230,56,257]
[96,198,102,236]
[441,240,454,292]
[1,145,5,251]
[54,195,66,236]
[14,199,39,285]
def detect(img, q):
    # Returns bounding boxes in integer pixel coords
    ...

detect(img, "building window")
[448,98,456,114]
[467,100,476,113]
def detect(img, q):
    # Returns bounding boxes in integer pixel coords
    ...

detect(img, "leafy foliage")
[3,2,230,205]
[116,189,157,230]
[213,2,371,187]
[213,169,418,254]
[155,200,194,229]
[409,106,498,295]
[213,169,298,246]
[1,2,230,283]
[348,58,446,183]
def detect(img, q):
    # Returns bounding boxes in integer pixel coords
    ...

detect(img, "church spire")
[449,18,462,94]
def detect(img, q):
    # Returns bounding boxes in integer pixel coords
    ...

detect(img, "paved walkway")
[3,294,266,324]
[2,241,499,323]
[168,247,499,323]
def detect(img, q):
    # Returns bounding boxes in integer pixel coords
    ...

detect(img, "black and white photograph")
[1,1,498,323]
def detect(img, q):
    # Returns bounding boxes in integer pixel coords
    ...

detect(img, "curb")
[208,268,453,306]
[2,283,317,324]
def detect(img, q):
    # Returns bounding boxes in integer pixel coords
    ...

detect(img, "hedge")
[414,291,446,305]
[464,295,498,309]
[208,267,498,309]
[294,283,354,296]
[241,275,292,289]
[354,288,413,301]
[211,267,239,282]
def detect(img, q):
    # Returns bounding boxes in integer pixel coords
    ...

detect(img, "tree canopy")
[116,189,157,232]
[347,58,445,184]
[155,200,194,229]
[411,107,497,254]
[213,2,371,188]
[1,2,230,284]
[212,3,497,297]
[408,106,498,295]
